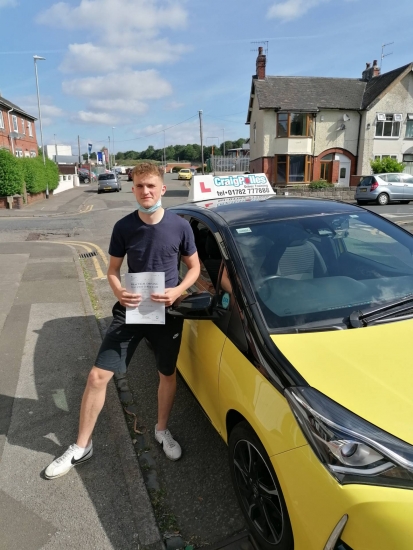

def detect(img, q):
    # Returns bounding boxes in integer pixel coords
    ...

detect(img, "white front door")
[336,154,351,187]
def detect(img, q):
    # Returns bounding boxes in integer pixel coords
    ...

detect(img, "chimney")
[256,46,266,80]
[362,60,381,81]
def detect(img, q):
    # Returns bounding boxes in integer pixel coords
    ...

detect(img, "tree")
[371,157,405,174]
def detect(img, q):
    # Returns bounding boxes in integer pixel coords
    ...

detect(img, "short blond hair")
[131,162,164,181]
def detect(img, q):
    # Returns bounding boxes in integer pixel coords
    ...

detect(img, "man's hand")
[151,287,182,307]
[115,288,142,308]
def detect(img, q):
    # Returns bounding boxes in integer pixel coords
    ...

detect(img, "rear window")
[98,173,116,181]
[358,176,371,186]
[180,169,190,173]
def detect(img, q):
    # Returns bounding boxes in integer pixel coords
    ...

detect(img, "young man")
[45,163,200,479]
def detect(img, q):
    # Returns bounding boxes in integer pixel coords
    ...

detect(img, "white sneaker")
[154,426,182,461]
[45,442,93,479]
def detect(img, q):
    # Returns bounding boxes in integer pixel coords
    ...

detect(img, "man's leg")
[157,371,177,431]
[77,366,114,447]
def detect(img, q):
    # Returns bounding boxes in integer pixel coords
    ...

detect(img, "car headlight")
[285,387,413,489]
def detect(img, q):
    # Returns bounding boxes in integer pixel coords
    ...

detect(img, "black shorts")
[95,302,184,376]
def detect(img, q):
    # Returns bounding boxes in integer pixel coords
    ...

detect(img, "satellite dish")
[343,114,350,122]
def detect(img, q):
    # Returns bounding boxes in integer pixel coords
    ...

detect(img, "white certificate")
[125,272,165,325]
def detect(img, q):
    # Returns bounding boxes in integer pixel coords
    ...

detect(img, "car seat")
[203,233,222,287]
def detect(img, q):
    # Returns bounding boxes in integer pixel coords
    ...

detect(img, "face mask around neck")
[136,199,162,214]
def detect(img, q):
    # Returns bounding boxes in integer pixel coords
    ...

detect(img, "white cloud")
[72,111,119,125]
[165,101,185,111]
[267,0,330,21]
[63,69,172,100]
[17,95,65,126]
[60,40,189,74]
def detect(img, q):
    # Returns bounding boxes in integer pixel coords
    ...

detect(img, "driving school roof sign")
[187,173,274,202]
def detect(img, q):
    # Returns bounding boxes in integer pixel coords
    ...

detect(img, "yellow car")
[178,168,193,181]
[168,176,413,550]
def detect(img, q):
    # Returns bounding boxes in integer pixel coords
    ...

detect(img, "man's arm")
[107,255,141,307]
[151,251,200,307]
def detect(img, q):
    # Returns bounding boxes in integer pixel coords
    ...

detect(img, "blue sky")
[0,0,412,156]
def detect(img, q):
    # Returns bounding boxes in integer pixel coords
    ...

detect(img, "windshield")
[231,211,413,330]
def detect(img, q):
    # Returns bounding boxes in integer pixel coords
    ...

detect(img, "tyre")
[97,190,101,194]
[377,193,389,205]
[84,177,90,184]
[356,200,367,205]
[228,422,293,550]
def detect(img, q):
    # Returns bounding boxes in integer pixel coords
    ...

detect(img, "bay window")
[275,155,312,184]
[276,113,312,137]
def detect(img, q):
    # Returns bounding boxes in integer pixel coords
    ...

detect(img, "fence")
[210,156,250,173]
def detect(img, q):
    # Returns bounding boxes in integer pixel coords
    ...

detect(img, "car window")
[231,212,413,330]
[359,176,371,186]
[401,174,413,183]
[386,174,400,183]
[98,173,116,181]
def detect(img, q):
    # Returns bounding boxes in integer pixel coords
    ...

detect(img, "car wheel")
[229,422,293,550]
[356,200,367,205]
[377,193,389,205]
[97,190,101,194]
[84,177,90,184]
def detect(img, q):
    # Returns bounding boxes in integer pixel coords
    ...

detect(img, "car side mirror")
[167,292,220,320]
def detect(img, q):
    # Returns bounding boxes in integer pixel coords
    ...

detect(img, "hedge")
[20,156,59,194]
[0,150,60,196]
[0,149,24,196]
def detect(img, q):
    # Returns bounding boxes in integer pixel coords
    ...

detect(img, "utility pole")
[222,129,225,157]
[199,110,204,175]
[108,136,111,170]
[77,135,81,165]
[112,127,115,167]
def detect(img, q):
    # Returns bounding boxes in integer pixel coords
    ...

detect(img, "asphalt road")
[2,178,413,548]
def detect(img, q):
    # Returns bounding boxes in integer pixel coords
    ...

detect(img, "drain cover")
[26,233,41,241]
[79,251,98,259]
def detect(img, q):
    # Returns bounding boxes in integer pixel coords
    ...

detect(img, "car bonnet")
[271,319,413,445]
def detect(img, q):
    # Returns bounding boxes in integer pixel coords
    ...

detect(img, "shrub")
[309,179,333,189]
[370,157,405,174]
[0,149,24,196]
[20,156,59,194]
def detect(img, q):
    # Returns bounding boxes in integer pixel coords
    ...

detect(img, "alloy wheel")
[233,439,284,545]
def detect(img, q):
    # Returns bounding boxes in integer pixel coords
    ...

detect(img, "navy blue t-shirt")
[109,209,196,288]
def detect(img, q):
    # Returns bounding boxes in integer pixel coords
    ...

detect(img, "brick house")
[0,96,38,158]
[247,48,413,186]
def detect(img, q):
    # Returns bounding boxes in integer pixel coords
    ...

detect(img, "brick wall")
[274,186,355,201]
[0,108,38,157]
[313,148,356,183]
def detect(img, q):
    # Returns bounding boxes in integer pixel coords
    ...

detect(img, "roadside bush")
[0,149,24,196]
[309,179,333,189]
[20,156,59,194]
[370,157,405,174]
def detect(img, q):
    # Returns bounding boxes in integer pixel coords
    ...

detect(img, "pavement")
[0,239,164,550]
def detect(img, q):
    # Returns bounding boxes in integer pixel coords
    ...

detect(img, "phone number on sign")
[216,187,270,197]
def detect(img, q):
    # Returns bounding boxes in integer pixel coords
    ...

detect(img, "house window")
[375,114,401,138]
[21,118,25,134]
[27,121,33,137]
[12,115,18,132]
[319,153,334,181]
[275,155,312,184]
[374,155,398,160]
[253,122,256,143]
[0,111,4,129]
[406,114,413,138]
[276,113,312,137]
[30,150,36,157]
[15,149,23,158]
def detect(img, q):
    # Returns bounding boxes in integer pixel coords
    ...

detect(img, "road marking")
[65,240,108,266]
[46,241,106,279]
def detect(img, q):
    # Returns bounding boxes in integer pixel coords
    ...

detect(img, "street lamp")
[163,129,166,170]
[33,55,48,198]
[222,129,225,157]
[112,126,115,167]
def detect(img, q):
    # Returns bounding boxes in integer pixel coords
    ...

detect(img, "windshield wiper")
[349,295,413,328]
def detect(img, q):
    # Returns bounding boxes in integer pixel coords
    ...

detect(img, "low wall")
[273,186,355,202]
[0,190,54,209]
[54,174,75,194]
